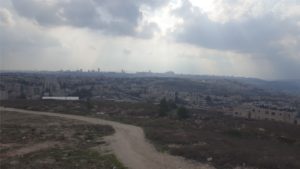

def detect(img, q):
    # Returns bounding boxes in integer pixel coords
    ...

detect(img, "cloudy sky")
[1,0,300,79]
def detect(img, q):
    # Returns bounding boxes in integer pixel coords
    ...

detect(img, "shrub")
[177,106,189,119]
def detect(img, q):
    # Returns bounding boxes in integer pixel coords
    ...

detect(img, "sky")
[0,0,300,80]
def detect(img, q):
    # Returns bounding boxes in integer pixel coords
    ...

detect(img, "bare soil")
[1,107,214,169]
[0,109,125,169]
[2,100,300,169]
[111,113,300,169]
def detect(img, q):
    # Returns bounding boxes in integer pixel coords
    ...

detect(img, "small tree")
[86,98,93,111]
[159,98,168,117]
[205,95,213,106]
[177,106,189,119]
[175,92,179,103]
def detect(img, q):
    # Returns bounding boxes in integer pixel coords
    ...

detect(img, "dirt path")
[1,142,59,158]
[0,107,214,169]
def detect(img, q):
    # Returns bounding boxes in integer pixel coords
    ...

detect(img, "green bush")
[177,106,189,119]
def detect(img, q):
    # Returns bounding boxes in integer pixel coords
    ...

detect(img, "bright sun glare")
[140,0,216,37]
[189,0,215,12]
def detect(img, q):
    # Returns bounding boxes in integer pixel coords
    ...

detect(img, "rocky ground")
[0,110,126,169]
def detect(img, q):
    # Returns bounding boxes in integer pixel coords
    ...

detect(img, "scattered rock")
[96,140,106,144]
[193,141,207,146]
[80,159,87,163]
[207,157,213,162]
[9,160,19,165]
[167,144,181,148]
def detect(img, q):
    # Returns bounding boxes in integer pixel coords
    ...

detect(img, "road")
[0,107,214,169]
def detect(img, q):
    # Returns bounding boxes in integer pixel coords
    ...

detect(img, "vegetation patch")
[0,111,126,169]
[2,100,300,169]
[1,147,126,169]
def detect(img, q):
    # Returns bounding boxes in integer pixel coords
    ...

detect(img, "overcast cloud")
[0,0,300,79]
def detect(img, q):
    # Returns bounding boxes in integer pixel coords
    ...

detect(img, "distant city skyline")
[1,0,300,80]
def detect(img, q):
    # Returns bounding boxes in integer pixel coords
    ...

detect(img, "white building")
[42,96,79,100]
[230,103,299,125]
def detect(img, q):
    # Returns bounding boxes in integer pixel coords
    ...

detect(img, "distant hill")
[235,78,300,96]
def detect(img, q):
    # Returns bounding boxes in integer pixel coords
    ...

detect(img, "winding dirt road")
[0,107,214,169]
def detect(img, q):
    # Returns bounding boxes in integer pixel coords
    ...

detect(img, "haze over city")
[1,0,300,79]
[2,1,300,169]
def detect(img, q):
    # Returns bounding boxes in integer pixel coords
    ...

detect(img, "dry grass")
[0,111,126,169]
[2,100,300,169]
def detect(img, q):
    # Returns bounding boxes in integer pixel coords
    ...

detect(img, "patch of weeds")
[1,147,127,169]
[224,129,244,138]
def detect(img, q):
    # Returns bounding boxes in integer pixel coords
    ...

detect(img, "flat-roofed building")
[42,96,79,100]
[231,103,299,125]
